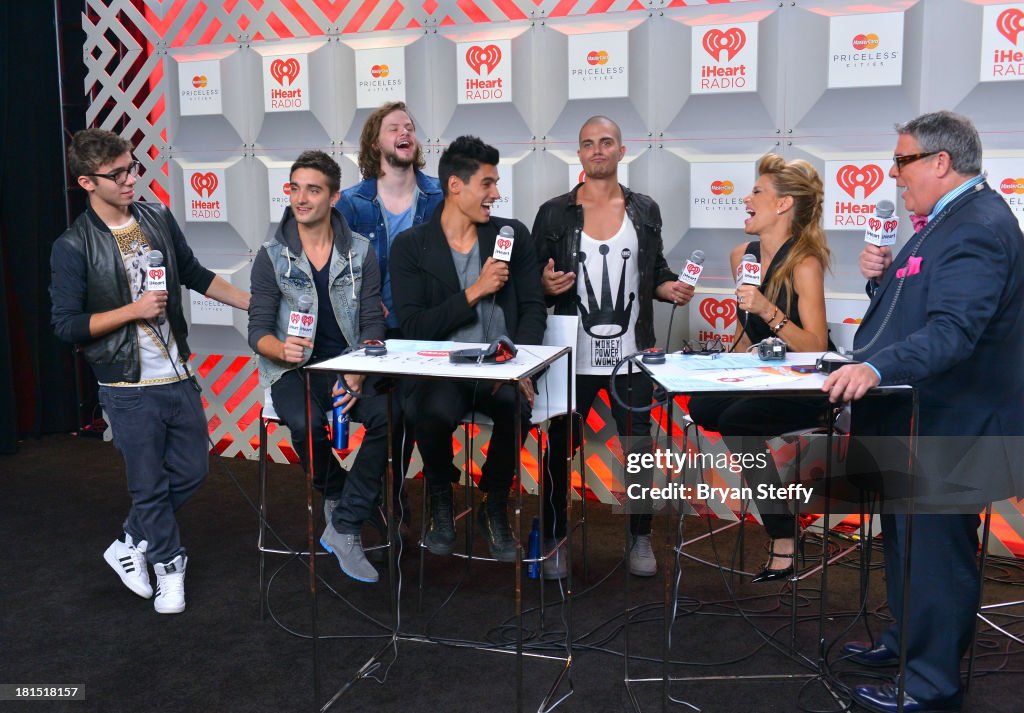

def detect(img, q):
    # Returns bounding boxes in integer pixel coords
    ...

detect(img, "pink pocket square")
[895,256,922,279]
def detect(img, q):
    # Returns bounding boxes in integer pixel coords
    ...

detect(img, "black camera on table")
[756,337,787,361]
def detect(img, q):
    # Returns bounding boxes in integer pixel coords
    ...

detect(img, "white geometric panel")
[826,11,905,89]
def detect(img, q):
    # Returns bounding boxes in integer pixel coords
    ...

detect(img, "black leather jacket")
[531,184,677,350]
[50,202,215,383]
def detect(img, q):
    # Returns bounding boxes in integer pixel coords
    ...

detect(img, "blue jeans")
[99,380,209,564]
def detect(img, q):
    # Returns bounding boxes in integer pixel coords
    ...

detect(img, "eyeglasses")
[679,338,725,355]
[891,151,940,173]
[88,159,141,186]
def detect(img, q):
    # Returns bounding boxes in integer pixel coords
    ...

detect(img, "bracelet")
[764,307,778,324]
[771,316,789,334]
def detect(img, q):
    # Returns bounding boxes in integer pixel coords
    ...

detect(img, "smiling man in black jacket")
[50,129,249,614]
[389,135,546,562]
[531,116,692,579]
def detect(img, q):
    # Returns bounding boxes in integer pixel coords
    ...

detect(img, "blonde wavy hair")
[756,154,831,309]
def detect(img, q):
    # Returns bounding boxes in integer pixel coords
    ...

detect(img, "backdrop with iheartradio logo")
[83,0,1024,552]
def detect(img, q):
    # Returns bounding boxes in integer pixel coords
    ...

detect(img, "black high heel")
[750,536,805,583]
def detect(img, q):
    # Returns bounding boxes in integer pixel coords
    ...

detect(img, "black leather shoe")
[750,536,803,583]
[842,640,899,668]
[852,683,961,713]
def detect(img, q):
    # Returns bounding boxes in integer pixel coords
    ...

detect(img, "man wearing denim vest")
[248,151,388,583]
[338,102,443,536]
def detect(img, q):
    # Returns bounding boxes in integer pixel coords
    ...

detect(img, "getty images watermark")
[623,449,814,505]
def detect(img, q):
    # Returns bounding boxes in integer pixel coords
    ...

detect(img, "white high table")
[303,339,574,713]
[631,351,918,713]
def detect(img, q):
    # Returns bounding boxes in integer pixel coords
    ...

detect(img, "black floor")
[2,435,1022,713]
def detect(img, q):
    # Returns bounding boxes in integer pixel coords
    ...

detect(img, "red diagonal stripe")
[223,367,259,414]
[548,0,579,18]
[144,0,191,38]
[343,0,381,33]
[210,356,250,396]
[457,0,490,23]
[587,0,615,13]
[196,354,223,379]
[374,0,406,31]
[172,1,208,48]
[266,11,295,38]
[280,0,323,35]
[310,0,349,23]
[492,0,528,20]
[237,400,262,434]
[197,17,222,44]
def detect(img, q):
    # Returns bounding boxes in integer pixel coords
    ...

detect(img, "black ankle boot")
[478,492,518,562]
[424,486,455,556]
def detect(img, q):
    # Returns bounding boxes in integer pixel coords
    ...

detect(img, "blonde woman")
[689,154,832,583]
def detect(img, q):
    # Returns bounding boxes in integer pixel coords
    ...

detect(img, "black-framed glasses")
[88,159,141,185]
[892,151,940,173]
[680,338,725,355]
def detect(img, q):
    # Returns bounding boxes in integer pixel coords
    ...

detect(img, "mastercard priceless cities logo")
[370,64,389,78]
[852,33,880,50]
[710,180,734,196]
[192,75,207,88]
[586,50,609,66]
[1001,177,1024,195]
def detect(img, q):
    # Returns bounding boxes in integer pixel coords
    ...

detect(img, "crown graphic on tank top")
[577,244,635,338]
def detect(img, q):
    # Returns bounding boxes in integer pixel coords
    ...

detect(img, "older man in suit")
[824,111,1024,712]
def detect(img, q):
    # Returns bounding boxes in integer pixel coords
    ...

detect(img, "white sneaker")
[153,555,187,614]
[103,534,152,598]
[628,534,657,577]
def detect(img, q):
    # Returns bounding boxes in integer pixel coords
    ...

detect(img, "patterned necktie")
[910,214,928,232]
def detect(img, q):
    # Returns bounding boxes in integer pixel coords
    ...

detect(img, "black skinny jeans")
[687,395,827,539]
[543,372,655,539]
[271,368,389,534]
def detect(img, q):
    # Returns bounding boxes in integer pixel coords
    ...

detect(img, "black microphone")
[678,249,705,287]
[287,294,316,339]
[864,199,899,247]
[493,225,515,261]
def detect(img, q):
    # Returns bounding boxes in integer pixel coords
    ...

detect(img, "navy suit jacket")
[852,183,1024,500]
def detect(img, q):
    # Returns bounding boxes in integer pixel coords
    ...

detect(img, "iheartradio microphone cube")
[737,259,761,287]
[679,261,703,287]
[286,311,316,340]
[494,226,515,261]
[679,249,706,287]
[864,215,899,246]
[146,251,167,291]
